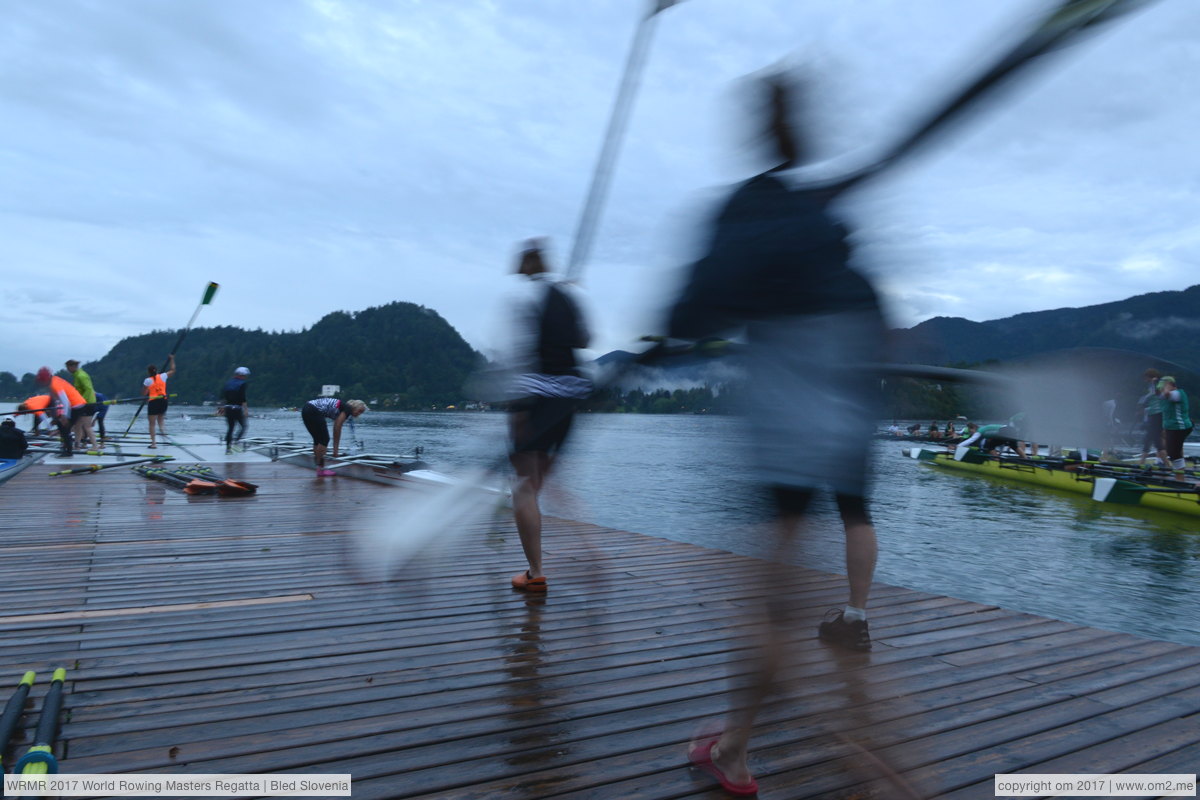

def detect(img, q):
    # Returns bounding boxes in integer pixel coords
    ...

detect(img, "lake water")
[34,405,1200,647]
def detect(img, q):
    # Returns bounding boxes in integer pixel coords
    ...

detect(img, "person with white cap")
[0,417,29,460]
[221,367,251,454]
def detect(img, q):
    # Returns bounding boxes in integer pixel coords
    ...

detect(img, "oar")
[1093,477,1200,506]
[806,0,1162,198]
[0,672,35,771]
[133,466,219,495]
[353,341,688,580]
[6,406,53,418]
[173,466,257,496]
[100,393,176,406]
[565,0,681,281]
[14,667,65,778]
[48,456,173,477]
[124,281,219,434]
[142,462,225,494]
[136,465,213,496]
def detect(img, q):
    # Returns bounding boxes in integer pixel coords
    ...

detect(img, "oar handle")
[0,671,36,761]
[16,668,66,776]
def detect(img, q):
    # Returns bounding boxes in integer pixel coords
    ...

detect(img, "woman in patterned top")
[301,397,367,477]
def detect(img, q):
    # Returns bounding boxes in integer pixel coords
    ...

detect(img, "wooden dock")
[1,462,1198,799]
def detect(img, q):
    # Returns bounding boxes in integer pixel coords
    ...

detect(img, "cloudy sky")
[3,0,1197,376]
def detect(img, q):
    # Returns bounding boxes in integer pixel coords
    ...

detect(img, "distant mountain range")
[0,302,484,408]
[599,284,1200,388]
[5,285,1196,408]
[889,284,1200,369]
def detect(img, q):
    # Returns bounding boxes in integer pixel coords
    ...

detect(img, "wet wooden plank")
[0,461,1197,799]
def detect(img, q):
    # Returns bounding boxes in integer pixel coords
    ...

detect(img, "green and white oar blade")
[1093,477,1145,505]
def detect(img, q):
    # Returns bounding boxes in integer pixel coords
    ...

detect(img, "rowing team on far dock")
[1,357,371,477]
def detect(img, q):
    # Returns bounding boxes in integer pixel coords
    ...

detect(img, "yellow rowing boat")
[908,448,1200,518]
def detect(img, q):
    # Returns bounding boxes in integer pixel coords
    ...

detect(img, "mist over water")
[32,404,1200,647]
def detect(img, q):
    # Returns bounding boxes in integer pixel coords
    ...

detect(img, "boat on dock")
[0,452,49,486]
[9,431,474,494]
[239,436,481,491]
[907,446,1200,517]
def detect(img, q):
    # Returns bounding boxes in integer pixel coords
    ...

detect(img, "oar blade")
[215,480,256,497]
[183,479,220,495]
[1093,476,1147,505]
[351,468,505,583]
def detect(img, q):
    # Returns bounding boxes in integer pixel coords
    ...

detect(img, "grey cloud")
[2,1,1198,374]
[1110,313,1200,342]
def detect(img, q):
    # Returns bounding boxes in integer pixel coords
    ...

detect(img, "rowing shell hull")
[0,453,49,487]
[910,449,1200,518]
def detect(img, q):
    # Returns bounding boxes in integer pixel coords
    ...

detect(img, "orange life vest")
[21,395,51,417]
[49,376,87,408]
[145,374,168,400]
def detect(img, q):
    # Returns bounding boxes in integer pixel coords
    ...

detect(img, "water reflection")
[499,592,569,784]
[820,649,924,800]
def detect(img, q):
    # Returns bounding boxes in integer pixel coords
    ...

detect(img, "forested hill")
[8,302,484,408]
[891,284,1200,369]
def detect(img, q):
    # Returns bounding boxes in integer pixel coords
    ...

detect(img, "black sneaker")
[818,609,871,651]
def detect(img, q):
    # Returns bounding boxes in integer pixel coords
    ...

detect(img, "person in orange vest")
[35,367,88,457]
[142,354,176,448]
[15,394,52,434]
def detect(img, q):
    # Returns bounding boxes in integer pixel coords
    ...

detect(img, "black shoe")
[818,609,871,651]
[59,450,73,458]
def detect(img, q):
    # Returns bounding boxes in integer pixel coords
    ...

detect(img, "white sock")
[843,605,867,622]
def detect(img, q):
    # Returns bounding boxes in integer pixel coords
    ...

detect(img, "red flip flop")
[688,732,759,796]
[511,570,548,592]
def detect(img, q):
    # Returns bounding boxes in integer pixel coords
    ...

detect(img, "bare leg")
[711,514,801,786]
[511,451,550,579]
[844,521,877,610]
[71,418,86,450]
[314,442,327,468]
[74,416,97,450]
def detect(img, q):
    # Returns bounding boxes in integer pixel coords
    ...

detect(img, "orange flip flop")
[511,571,548,592]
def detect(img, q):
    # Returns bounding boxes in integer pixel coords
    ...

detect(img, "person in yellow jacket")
[65,359,99,452]
[142,354,176,448]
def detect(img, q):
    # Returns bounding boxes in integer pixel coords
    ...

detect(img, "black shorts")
[509,396,577,455]
[302,404,330,446]
[1163,427,1193,461]
[147,398,168,416]
[770,486,871,525]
